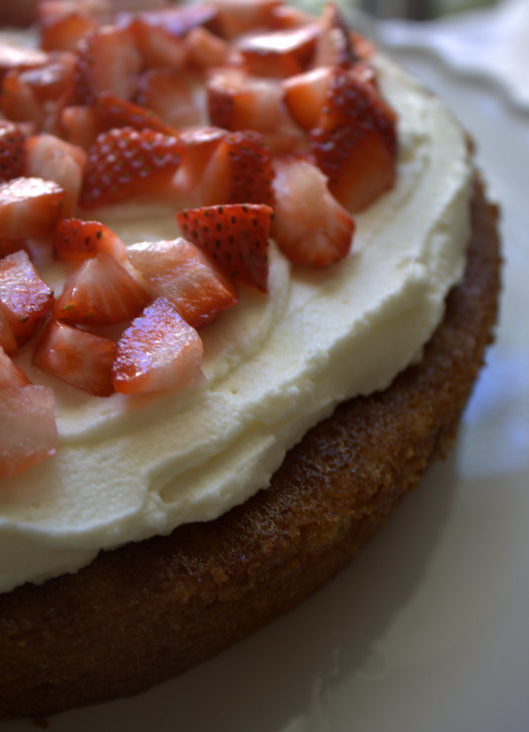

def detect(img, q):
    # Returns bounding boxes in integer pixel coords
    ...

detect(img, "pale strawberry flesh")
[0,249,54,343]
[112,296,204,394]
[127,237,239,328]
[54,251,149,325]
[0,384,57,480]
[33,319,117,396]
[0,177,65,239]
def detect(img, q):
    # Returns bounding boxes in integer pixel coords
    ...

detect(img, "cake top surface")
[0,0,470,592]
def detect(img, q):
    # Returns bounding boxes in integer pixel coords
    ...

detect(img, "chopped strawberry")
[93,93,176,135]
[0,383,57,480]
[1,53,77,134]
[0,121,27,181]
[206,68,304,155]
[171,126,226,205]
[271,157,354,268]
[33,319,117,396]
[309,69,397,212]
[76,25,142,103]
[270,3,314,29]
[127,237,238,328]
[0,249,54,343]
[312,2,359,69]
[26,133,86,215]
[185,26,232,70]
[38,0,102,52]
[54,251,149,325]
[54,218,127,263]
[60,105,98,149]
[0,45,48,75]
[135,70,201,129]
[235,24,319,78]
[0,177,65,239]
[196,130,274,207]
[207,67,283,132]
[177,203,273,292]
[0,346,28,387]
[0,309,17,354]
[112,296,204,395]
[282,66,331,131]
[214,0,278,39]
[80,127,182,209]
[129,13,190,70]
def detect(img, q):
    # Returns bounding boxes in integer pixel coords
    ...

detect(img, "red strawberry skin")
[80,127,182,208]
[112,296,204,395]
[310,69,397,212]
[54,252,149,325]
[33,319,117,397]
[54,218,127,263]
[177,203,273,293]
[0,249,54,343]
[0,121,26,181]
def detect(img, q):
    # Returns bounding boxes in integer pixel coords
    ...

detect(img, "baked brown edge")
[0,176,501,718]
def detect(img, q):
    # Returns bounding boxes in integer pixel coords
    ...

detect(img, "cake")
[0,0,500,718]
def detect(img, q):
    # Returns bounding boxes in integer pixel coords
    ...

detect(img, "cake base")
[0,177,501,719]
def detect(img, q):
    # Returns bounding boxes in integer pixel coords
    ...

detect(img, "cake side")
[0,177,501,718]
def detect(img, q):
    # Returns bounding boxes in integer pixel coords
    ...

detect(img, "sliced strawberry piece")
[76,25,142,103]
[312,2,359,69]
[93,93,176,135]
[177,203,272,293]
[1,53,77,134]
[206,68,304,155]
[135,70,201,129]
[112,296,204,395]
[0,383,57,480]
[185,26,232,70]
[0,177,65,239]
[171,126,226,205]
[0,346,28,387]
[270,3,314,29]
[33,319,117,396]
[129,13,189,70]
[0,121,27,182]
[60,105,98,149]
[271,157,354,268]
[0,310,17,354]
[54,218,127,263]
[26,133,86,215]
[195,130,274,207]
[38,0,102,52]
[207,67,282,132]
[309,69,397,212]
[80,127,182,209]
[0,249,54,342]
[54,252,149,325]
[235,24,319,78]
[127,237,238,328]
[214,0,278,39]
[0,45,48,75]
[282,66,332,131]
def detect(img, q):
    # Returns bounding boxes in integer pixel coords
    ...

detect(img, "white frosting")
[0,55,472,593]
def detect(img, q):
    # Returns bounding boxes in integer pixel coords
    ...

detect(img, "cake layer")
[0,53,472,592]
[0,178,501,718]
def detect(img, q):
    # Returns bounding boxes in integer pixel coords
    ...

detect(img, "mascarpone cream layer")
[0,56,472,593]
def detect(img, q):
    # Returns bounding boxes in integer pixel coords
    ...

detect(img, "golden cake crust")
[0,177,501,719]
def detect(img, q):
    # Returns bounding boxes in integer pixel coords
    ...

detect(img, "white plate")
[5,53,529,732]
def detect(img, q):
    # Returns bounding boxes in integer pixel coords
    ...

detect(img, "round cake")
[0,0,500,718]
